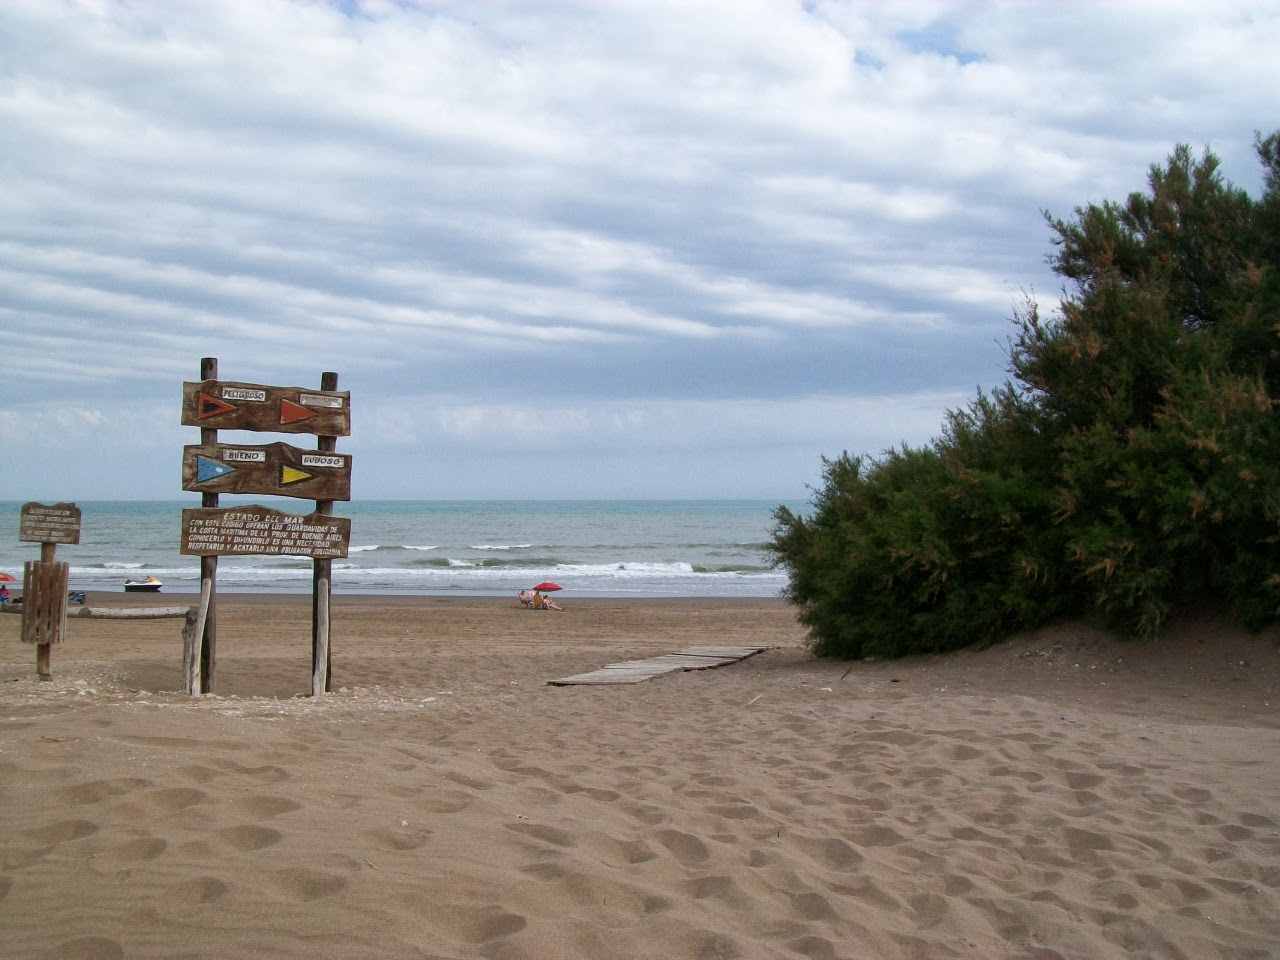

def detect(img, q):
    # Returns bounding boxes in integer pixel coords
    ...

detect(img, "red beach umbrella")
[0,573,17,583]
[532,582,562,592]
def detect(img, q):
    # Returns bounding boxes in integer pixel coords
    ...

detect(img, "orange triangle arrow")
[280,399,316,424]
[197,393,236,419]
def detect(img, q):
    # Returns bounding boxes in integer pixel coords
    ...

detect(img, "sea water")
[0,500,802,598]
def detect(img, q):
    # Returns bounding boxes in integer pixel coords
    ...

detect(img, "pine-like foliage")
[771,133,1280,657]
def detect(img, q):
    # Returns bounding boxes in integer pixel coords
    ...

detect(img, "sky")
[1,0,1277,503]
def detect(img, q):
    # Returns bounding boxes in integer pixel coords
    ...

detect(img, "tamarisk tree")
[771,132,1280,658]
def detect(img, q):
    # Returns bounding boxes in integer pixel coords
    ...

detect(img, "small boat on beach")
[124,576,163,593]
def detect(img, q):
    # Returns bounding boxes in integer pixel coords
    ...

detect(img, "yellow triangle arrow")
[281,465,314,486]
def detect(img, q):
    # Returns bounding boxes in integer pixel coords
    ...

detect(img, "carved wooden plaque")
[181,380,351,437]
[19,502,82,545]
[180,506,351,558]
[182,442,352,501]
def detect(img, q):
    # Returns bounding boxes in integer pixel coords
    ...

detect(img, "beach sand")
[1,594,1277,960]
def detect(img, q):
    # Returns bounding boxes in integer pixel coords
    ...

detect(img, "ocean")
[0,500,801,599]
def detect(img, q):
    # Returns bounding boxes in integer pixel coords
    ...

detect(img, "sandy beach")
[1,593,1277,960]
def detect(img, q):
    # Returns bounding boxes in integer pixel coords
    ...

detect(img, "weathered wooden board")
[673,646,770,659]
[71,606,194,619]
[548,666,681,686]
[181,506,351,559]
[634,654,741,669]
[602,662,687,674]
[550,646,769,686]
[182,442,352,500]
[181,380,351,437]
[19,502,81,545]
[20,561,69,645]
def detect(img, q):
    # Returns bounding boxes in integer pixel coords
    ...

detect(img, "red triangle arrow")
[197,393,236,419]
[280,399,317,424]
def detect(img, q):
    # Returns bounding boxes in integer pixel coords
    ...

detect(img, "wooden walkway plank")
[637,654,740,669]
[673,646,769,659]
[548,669,673,686]
[549,645,770,686]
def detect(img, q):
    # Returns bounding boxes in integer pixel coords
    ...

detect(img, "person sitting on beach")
[531,591,546,609]
[518,590,532,608]
[0,585,8,604]
[544,595,563,610]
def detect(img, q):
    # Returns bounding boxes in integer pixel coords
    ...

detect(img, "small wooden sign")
[19,502,82,545]
[181,380,351,437]
[180,506,351,559]
[181,442,353,501]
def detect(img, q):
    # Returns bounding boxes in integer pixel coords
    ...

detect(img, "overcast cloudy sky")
[1,0,1276,502]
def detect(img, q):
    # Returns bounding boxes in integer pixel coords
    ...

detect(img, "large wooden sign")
[19,502,82,545]
[180,506,351,559]
[181,380,351,437]
[181,442,352,501]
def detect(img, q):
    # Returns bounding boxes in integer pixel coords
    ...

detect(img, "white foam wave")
[553,561,697,576]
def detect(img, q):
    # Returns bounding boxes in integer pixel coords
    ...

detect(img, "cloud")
[1,0,1276,500]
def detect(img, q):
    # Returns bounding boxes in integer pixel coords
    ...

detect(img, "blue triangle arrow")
[196,455,236,484]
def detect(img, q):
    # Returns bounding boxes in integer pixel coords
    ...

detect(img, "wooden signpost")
[17,502,81,679]
[180,360,351,697]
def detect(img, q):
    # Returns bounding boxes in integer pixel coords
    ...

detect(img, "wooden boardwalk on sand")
[548,645,769,686]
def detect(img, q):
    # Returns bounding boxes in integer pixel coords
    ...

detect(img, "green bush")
[772,132,1280,657]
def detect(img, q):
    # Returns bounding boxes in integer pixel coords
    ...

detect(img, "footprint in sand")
[793,834,864,871]
[1172,785,1213,804]
[145,786,209,812]
[38,937,124,960]
[363,826,432,852]
[621,801,669,826]
[98,836,167,864]
[1062,825,1115,852]
[57,778,150,806]
[505,821,576,848]
[227,794,301,819]
[213,824,282,852]
[1062,771,1107,790]
[582,835,656,867]
[170,876,228,906]
[684,874,740,902]
[653,828,710,866]
[519,860,568,882]
[428,903,527,944]
[175,763,225,784]
[908,891,951,928]
[707,802,759,821]
[29,819,98,845]
[848,822,906,848]
[271,867,349,902]
[1218,823,1253,841]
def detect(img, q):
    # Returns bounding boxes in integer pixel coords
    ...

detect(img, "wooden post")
[198,356,219,694]
[312,371,338,696]
[182,580,212,694]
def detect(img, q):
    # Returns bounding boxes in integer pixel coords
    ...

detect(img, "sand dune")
[2,595,1277,959]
